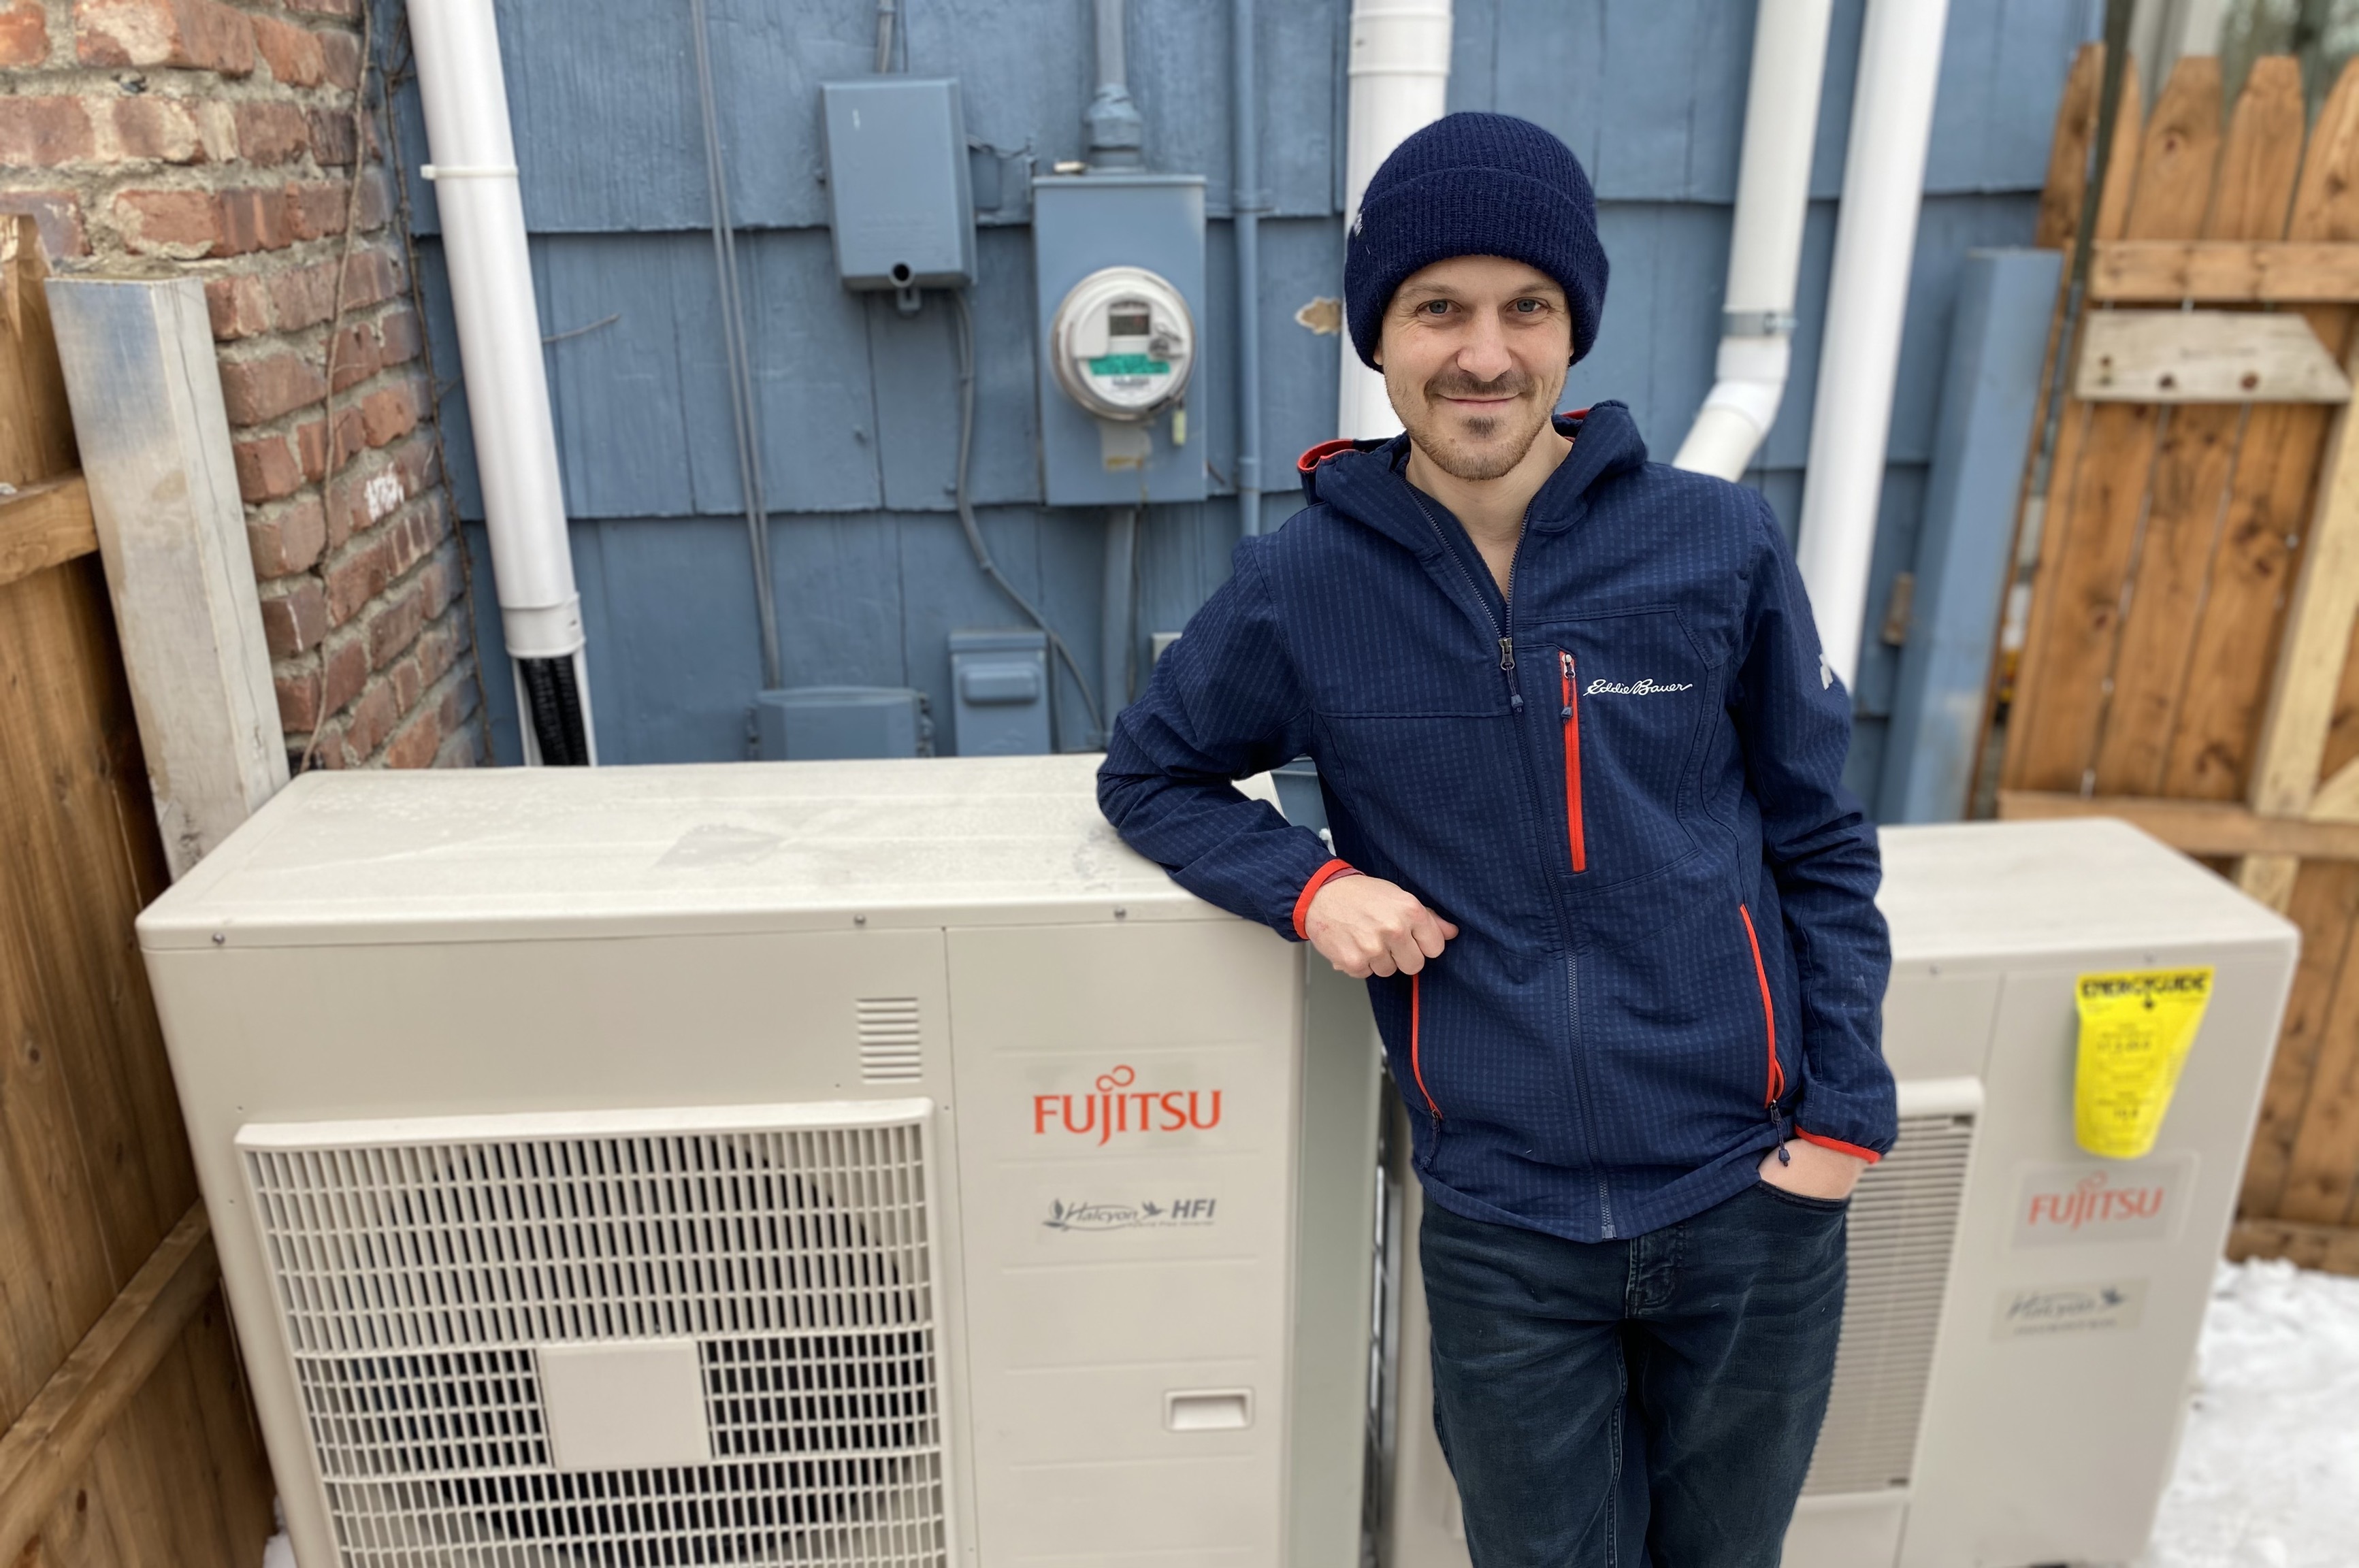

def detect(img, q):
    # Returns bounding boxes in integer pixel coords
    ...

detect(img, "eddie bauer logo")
[1043,1196,1219,1232]
[1585,677,1693,696]
[1032,1064,1224,1146]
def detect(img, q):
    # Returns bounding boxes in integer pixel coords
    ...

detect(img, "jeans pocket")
[1753,1179,1851,1215]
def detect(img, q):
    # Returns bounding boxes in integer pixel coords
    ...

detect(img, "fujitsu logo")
[2024,1171,2167,1232]
[1032,1064,1224,1145]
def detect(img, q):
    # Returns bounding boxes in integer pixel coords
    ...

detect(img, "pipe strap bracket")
[1723,308,1798,338]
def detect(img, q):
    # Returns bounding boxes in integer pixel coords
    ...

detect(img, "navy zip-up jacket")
[1099,404,1895,1241]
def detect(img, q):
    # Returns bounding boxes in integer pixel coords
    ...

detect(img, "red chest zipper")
[1559,650,1587,873]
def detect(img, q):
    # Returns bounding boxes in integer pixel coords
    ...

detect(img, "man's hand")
[1304,875,1459,978]
[1757,1139,1868,1201]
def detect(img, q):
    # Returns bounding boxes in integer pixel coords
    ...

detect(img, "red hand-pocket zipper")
[1740,903,1785,1105]
[1559,650,1587,874]
[1408,972,1439,1120]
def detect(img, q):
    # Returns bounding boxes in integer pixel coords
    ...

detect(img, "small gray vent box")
[753,686,932,760]
[821,77,975,292]
[950,628,1050,755]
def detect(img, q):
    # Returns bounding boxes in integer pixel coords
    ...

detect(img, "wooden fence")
[0,218,274,1564]
[2000,50,2359,1273]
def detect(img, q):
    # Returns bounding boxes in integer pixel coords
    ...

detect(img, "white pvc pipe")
[408,1,587,674]
[1795,0,1949,690]
[1337,0,1452,440]
[1672,0,1833,480]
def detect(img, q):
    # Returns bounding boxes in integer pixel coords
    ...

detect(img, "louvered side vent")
[858,997,925,1083]
[1801,1109,1975,1497]
[242,1106,947,1568]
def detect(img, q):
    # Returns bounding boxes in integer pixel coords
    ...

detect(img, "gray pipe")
[1102,506,1138,738]
[1233,0,1263,536]
[1085,0,1144,168]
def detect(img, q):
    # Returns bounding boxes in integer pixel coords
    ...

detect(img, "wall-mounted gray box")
[1032,173,1207,506]
[754,686,933,760]
[820,78,975,292]
[949,628,1051,755]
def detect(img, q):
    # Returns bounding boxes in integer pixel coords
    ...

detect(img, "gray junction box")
[949,628,1051,756]
[753,686,932,760]
[820,78,975,293]
[1032,174,1207,506]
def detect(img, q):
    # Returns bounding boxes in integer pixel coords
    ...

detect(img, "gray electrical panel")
[949,629,1052,755]
[1032,173,1207,506]
[753,686,933,760]
[820,78,975,293]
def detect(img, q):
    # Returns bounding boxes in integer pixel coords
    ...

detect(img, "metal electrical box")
[820,78,975,293]
[949,627,1050,755]
[753,685,932,760]
[1032,173,1207,506]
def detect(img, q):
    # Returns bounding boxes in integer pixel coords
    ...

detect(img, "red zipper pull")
[1560,651,1586,875]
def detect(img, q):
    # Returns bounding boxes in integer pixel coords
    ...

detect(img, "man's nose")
[1457,312,1514,382]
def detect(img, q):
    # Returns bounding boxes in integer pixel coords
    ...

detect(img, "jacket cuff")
[1291,859,1361,940]
[1796,1128,1882,1164]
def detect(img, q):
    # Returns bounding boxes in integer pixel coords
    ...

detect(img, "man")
[1098,112,1893,1565]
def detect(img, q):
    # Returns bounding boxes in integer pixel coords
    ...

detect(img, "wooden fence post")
[44,278,288,881]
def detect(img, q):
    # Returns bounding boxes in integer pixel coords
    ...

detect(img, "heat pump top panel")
[1877,817,2292,966]
[137,755,1235,949]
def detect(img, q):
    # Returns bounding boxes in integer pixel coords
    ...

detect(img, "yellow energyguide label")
[2074,968,2214,1159]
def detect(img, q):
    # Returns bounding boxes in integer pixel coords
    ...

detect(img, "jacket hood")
[1294,402,1650,554]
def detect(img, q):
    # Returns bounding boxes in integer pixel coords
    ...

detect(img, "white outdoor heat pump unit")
[137,756,1385,1568]
[1380,819,2298,1568]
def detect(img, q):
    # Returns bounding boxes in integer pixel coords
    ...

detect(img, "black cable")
[949,288,1105,743]
[519,657,589,766]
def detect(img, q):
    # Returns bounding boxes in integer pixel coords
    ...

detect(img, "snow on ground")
[2139,1258,2359,1568]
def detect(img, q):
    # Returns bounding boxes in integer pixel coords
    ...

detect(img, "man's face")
[1376,256,1574,482]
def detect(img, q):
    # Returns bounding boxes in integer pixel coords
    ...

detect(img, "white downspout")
[1795,0,1950,689]
[1337,0,1452,440]
[1672,0,1834,481]
[409,0,596,764]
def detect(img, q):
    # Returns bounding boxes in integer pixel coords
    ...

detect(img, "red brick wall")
[0,0,487,770]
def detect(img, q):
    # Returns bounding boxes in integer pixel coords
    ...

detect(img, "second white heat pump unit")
[1381,818,2298,1568]
[139,757,1384,1568]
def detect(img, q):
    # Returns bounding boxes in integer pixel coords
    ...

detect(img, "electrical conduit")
[1233,0,1265,536]
[408,0,594,763]
[1672,0,1834,481]
[1337,0,1452,440]
[1795,0,1950,689]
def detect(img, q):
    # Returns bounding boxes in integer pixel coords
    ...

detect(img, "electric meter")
[1048,265,1195,422]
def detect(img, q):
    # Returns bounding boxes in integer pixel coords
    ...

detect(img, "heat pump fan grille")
[242,1107,947,1567]
[1801,1110,1974,1497]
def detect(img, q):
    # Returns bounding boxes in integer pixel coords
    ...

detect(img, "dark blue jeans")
[1421,1181,1848,1568]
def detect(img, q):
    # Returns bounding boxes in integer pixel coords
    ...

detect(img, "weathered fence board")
[2000,55,2359,1271]
[0,218,272,1567]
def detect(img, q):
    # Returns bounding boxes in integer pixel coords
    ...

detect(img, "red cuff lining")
[1796,1129,1882,1165]
[1291,859,1359,939]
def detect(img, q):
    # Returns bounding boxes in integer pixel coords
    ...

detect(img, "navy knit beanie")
[1344,112,1608,370]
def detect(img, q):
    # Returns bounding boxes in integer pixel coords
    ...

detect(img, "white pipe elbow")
[1671,334,1792,480]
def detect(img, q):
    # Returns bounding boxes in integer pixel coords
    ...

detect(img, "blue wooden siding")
[401,0,2098,800]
